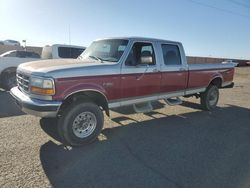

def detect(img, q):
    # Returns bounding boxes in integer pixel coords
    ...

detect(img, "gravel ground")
[0,67,250,188]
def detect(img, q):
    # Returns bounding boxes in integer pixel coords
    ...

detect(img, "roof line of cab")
[94,36,181,44]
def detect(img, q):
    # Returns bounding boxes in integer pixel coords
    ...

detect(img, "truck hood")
[18,58,118,78]
[19,59,100,72]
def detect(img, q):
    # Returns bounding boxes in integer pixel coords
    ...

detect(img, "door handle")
[179,68,186,71]
[152,68,158,72]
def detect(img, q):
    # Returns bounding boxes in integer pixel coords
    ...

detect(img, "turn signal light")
[31,86,55,95]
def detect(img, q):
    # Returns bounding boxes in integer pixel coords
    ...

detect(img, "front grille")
[17,72,30,93]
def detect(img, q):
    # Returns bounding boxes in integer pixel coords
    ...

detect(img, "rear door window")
[161,44,181,65]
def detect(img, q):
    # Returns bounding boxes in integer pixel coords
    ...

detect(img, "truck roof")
[94,37,181,44]
[44,44,86,49]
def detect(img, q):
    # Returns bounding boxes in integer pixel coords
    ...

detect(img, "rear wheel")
[200,85,219,111]
[58,102,104,146]
[1,72,17,90]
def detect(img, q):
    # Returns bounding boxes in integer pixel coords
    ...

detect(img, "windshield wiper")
[89,55,104,63]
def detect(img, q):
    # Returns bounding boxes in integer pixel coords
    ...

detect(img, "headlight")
[30,76,55,95]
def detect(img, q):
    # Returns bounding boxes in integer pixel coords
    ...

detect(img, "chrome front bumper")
[10,86,62,118]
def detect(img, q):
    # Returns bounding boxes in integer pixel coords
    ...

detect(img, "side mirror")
[140,56,153,65]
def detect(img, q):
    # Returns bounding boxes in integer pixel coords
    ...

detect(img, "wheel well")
[60,91,110,117]
[0,67,17,81]
[209,77,222,88]
[1,67,17,76]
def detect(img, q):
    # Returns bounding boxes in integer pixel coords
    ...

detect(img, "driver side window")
[125,42,155,66]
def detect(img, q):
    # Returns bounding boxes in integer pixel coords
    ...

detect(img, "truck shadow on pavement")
[40,104,250,188]
[0,90,24,118]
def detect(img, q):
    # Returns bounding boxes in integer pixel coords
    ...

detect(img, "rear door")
[159,43,188,93]
[121,41,161,100]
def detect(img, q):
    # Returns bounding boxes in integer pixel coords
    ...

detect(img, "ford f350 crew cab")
[10,37,235,146]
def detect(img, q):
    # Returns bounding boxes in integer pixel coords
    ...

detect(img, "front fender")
[53,81,107,101]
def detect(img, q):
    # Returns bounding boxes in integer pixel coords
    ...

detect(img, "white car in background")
[41,44,85,59]
[0,50,40,90]
[0,44,86,90]
[0,40,21,46]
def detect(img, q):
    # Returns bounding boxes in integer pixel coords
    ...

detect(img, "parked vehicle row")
[10,37,235,146]
[221,59,238,67]
[221,59,250,67]
[0,44,85,90]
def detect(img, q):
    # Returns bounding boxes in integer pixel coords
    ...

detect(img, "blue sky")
[0,0,250,59]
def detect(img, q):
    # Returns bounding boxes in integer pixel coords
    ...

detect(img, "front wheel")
[58,102,104,146]
[200,85,219,111]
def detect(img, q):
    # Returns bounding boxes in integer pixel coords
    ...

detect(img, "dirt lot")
[0,67,250,188]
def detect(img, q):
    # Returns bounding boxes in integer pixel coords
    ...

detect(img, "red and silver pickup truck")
[10,37,235,146]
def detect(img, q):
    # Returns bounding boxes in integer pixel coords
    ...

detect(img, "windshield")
[79,39,128,63]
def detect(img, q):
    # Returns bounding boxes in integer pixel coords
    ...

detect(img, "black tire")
[1,72,17,90]
[58,102,104,146]
[200,85,219,111]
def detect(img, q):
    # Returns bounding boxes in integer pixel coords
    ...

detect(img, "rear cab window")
[58,47,85,58]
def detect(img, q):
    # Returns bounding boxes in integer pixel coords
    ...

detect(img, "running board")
[164,97,182,106]
[133,102,153,113]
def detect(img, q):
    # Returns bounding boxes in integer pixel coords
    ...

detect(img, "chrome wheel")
[208,88,219,106]
[72,112,97,138]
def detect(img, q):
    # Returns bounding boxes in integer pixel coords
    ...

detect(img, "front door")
[121,42,161,102]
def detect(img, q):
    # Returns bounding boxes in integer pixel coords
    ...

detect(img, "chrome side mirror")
[140,56,153,64]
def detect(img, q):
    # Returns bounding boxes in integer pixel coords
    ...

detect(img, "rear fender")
[207,74,223,88]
